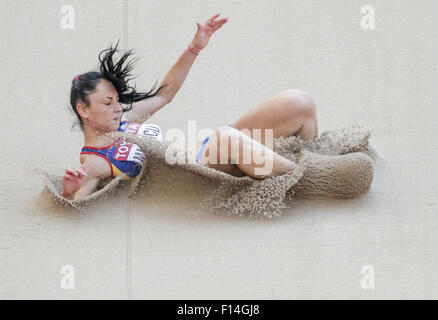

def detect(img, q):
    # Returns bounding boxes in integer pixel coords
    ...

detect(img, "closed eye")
[104,96,119,105]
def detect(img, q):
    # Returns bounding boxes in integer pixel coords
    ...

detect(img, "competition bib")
[113,140,145,165]
[121,122,164,142]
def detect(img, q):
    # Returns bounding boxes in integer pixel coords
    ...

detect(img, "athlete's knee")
[281,89,317,119]
[302,98,316,119]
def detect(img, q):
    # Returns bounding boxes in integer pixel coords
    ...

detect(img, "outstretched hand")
[62,163,87,198]
[191,13,228,51]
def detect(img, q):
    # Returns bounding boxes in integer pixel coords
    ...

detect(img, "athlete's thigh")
[230,89,309,147]
[199,126,244,177]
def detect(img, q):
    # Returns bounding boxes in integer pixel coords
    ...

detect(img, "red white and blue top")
[80,121,163,180]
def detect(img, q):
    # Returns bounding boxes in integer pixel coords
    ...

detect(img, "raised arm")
[122,93,170,123]
[123,13,228,123]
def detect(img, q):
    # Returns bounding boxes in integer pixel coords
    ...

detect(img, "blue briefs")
[196,137,210,164]
[196,124,233,164]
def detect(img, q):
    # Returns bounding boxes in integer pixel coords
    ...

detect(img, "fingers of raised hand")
[206,13,221,25]
[211,18,228,31]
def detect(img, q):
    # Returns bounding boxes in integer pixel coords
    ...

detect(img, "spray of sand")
[34,124,374,218]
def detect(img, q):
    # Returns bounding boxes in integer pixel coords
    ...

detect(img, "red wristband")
[188,44,200,55]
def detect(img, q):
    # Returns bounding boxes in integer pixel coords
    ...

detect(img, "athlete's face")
[80,79,123,131]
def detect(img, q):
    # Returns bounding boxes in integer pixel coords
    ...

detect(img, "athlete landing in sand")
[62,13,318,200]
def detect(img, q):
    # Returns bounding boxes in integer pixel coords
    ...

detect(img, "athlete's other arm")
[123,28,201,123]
[123,44,198,123]
[123,14,227,124]
[122,92,170,124]
[61,159,101,200]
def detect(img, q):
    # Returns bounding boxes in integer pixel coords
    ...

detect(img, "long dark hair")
[69,39,169,130]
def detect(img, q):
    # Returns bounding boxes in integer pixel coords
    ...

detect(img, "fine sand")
[36,124,374,217]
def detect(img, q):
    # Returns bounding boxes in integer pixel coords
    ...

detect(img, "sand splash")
[34,124,374,218]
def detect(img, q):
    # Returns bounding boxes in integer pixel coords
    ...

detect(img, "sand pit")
[35,124,374,218]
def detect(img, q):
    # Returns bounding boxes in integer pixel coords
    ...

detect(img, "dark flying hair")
[69,39,169,130]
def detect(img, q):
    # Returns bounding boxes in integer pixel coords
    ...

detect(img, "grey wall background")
[0,0,437,299]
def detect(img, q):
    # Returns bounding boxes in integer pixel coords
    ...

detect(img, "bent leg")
[201,127,296,179]
[231,89,318,148]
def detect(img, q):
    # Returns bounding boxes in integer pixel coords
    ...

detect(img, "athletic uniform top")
[80,120,164,180]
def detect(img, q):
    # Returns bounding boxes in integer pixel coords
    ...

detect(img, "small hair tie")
[74,75,80,81]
